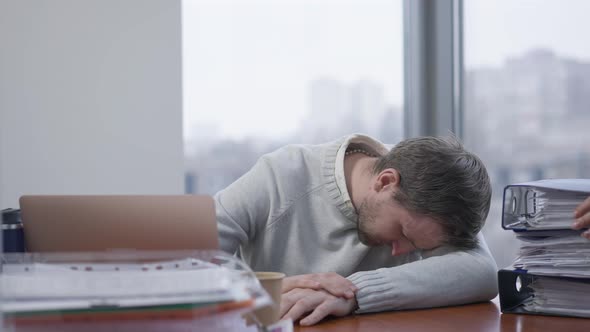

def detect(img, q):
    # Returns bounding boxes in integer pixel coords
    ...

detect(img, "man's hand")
[281,272,358,299]
[280,288,357,326]
[573,197,590,239]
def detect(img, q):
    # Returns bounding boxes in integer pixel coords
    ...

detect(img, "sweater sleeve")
[214,157,274,255]
[347,233,498,313]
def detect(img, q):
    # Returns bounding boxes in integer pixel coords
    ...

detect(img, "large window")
[464,0,590,268]
[182,0,404,195]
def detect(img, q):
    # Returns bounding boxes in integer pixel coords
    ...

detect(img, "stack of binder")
[499,179,590,318]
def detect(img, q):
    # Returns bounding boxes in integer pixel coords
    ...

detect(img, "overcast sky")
[182,0,590,141]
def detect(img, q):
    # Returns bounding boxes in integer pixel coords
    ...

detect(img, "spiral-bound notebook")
[502,179,590,231]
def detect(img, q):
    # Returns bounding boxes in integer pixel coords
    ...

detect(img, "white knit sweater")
[215,134,498,313]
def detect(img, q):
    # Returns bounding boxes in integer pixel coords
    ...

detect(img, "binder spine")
[498,269,534,313]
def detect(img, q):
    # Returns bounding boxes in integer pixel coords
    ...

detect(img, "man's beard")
[356,198,382,247]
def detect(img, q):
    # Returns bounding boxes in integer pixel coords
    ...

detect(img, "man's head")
[356,136,491,255]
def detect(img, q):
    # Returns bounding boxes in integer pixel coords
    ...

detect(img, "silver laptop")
[19,195,218,252]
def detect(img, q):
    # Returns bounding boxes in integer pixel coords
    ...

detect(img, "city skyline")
[182,0,590,142]
[185,47,590,201]
[185,47,590,155]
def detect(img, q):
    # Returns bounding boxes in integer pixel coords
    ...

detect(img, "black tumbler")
[2,208,25,252]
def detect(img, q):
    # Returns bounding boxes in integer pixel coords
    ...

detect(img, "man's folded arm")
[347,233,498,313]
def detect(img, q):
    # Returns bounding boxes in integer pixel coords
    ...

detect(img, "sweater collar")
[321,134,390,223]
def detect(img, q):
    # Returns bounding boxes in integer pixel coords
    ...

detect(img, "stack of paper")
[0,252,274,331]
[524,277,590,318]
[514,234,590,278]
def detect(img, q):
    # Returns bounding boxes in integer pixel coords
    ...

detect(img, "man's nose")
[391,240,414,256]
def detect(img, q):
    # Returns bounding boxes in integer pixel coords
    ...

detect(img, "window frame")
[403,0,463,139]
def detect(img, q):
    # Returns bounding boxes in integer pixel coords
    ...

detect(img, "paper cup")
[253,271,285,326]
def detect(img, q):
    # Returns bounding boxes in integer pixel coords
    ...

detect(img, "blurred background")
[2,0,589,269]
[182,0,590,269]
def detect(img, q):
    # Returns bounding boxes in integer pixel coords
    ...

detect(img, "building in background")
[465,49,590,192]
[297,78,401,144]
[185,78,401,195]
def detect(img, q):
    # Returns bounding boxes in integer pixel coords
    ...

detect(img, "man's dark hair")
[372,136,491,250]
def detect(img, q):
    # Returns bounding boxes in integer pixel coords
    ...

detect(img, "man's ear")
[373,168,401,192]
